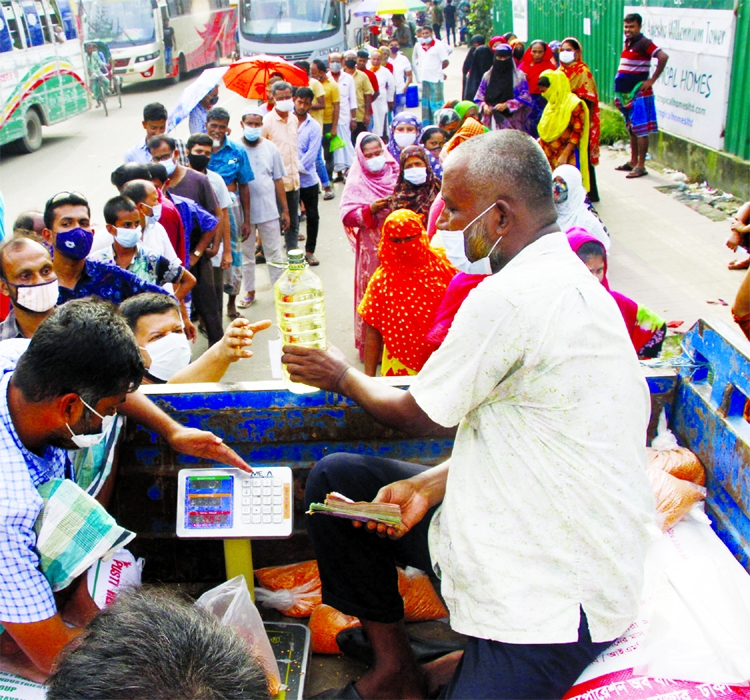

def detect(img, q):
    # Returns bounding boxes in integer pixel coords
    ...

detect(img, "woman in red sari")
[518,40,556,138]
[559,37,601,202]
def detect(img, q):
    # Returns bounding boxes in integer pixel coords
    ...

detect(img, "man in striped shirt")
[614,13,669,179]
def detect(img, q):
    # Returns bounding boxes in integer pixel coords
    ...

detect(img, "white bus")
[80,0,237,85]
[238,0,345,63]
[0,0,89,152]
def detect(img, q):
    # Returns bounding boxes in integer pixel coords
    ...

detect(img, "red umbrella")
[223,54,309,101]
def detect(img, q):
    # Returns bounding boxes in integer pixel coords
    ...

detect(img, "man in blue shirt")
[40,192,167,305]
[123,103,188,167]
[206,107,254,319]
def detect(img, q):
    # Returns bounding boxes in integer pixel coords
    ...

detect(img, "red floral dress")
[539,103,585,168]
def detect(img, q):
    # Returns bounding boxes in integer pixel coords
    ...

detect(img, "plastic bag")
[87,548,144,609]
[308,603,361,654]
[256,560,319,590]
[196,575,281,695]
[649,410,705,486]
[255,577,322,618]
[400,567,449,622]
[647,463,705,532]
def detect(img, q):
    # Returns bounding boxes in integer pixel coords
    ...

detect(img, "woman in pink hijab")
[340,132,400,359]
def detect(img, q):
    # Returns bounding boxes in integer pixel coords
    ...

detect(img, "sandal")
[226,310,243,320]
[728,258,750,270]
[324,190,336,201]
[615,162,635,172]
[626,167,648,178]
[237,292,255,309]
[305,252,320,266]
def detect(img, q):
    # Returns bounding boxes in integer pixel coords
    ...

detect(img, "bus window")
[50,0,76,39]
[166,0,190,17]
[20,0,44,45]
[0,4,12,51]
[2,2,24,48]
[35,0,55,42]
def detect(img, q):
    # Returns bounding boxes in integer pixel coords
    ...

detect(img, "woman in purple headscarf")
[386,112,443,180]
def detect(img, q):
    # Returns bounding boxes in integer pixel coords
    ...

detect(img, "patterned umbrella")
[223,54,309,101]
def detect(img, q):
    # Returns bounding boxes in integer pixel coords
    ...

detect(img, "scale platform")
[266,621,311,700]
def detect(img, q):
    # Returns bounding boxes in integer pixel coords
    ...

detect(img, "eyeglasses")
[152,153,174,162]
[48,191,88,204]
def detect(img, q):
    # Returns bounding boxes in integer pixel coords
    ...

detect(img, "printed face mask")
[9,278,59,313]
[365,154,387,173]
[115,226,142,248]
[394,132,417,149]
[143,332,192,381]
[553,180,569,204]
[67,397,116,449]
[55,227,94,260]
[437,201,500,275]
[403,167,427,185]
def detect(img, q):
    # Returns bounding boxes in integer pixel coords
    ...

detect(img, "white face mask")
[419,36,432,44]
[244,125,262,142]
[143,332,192,381]
[365,154,387,173]
[12,278,59,313]
[403,167,427,185]
[274,98,294,113]
[330,61,342,72]
[559,50,576,65]
[394,132,417,149]
[67,397,116,449]
[161,157,177,176]
[115,226,142,248]
[437,202,500,275]
[145,203,162,227]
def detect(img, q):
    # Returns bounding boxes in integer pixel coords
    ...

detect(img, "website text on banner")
[625,5,736,152]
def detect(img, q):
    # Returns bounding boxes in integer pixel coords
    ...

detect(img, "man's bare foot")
[353,662,426,700]
[728,257,750,270]
[422,650,463,696]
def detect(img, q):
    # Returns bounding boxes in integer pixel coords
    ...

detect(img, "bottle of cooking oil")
[274,249,326,393]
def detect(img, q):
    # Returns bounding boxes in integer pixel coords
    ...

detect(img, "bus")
[0,0,89,153]
[80,0,237,85]
[238,0,346,63]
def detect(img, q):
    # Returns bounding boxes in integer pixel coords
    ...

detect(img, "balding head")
[13,211,45,237]
[438,131,559,273]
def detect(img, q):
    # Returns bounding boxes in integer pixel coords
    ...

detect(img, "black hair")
[360,134,380,151]
[529,39,547,50]
[295,86,314,101]
[562,37,581,52]
[143,102,168,122]
[186,133,214,150]
[103,196,137,226]
[537,76,551,89]
[294,60,310,74]
[120,181,150,206]
[46,588,270,700]
[356,49,370,59]
[147,163,169,184]
[576,240,606,262]
[111,163,152,190]
[311,58,327,73]
[43,192,90,230]
[147,136,176,153]
[12,299,144,405]
[206,107,230,124]
[420,126,444,145]
[624,12,642,26]
[0,237,48,282]
[120,293,180,331]
[470,35,485,45]
[12,213,36,232]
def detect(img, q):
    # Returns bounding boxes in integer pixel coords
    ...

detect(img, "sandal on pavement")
[615,162,635,172]
[226,310,243,320]
[237,292,255,309]
[305,253,320,266]
[324,190,336,201]
[728,258,750,270]
[626,167,648,178]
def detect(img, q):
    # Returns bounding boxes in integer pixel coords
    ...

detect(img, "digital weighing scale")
[176,467,294,538]
[266,621,311,700]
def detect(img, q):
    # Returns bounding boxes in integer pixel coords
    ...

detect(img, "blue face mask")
[244,126,262,142]
[55,227,94,260]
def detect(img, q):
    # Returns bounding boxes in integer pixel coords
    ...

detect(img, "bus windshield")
[240,0,340,43]
[81,0,155,48]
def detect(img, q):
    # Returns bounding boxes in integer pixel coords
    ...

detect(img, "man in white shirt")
[367,48,394,140]
[328,52,357,179]
[282,131,656,699]
[387,38,413,115]
[413,26,450,126]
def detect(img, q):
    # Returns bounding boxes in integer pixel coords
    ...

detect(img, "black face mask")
[344,58,356,69]
[188,153,210,171]
[513,45,524,60]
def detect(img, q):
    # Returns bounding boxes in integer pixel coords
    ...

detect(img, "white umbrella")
[167,66,229,133]
[352,0,378,16]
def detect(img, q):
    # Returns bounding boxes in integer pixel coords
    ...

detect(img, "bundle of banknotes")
[307,492,403,527]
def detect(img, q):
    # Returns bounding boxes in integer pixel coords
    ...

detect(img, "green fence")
[492,0,750,162]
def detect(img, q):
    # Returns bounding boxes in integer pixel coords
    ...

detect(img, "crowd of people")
[0,9,733,700]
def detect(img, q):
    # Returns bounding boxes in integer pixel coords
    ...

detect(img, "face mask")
[275,98,294,113]
[344,58,357,69]
[390,46,398,54]
[394,132,417,149]
[419,36,432,44]
[365,154,387,173]
[330,61,342,72]
[145,203,162,227]
[513,46,524,60]
[143,332,192,381]
[115,226,142,247]
[55,227,94,260]
[188,153,210,171]
[244,125,262,142]
[403,167,427,185]
[553,180,569,204]
[160,157,177,176]
[10,279,59,313]
[438,201,500,275]
[67,397,116,449]
[559,50,575,64]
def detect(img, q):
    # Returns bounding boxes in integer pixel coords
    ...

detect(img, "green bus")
[0,0,89,153]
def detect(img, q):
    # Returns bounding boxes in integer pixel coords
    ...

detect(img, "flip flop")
[615,162,635,172]
[626,167,648,178]
[226,311,243,320]
[728,258,750,270]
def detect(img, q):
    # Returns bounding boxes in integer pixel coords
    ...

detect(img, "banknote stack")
[307,492,402,527]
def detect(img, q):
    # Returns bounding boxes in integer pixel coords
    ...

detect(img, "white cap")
[241,104,266,119]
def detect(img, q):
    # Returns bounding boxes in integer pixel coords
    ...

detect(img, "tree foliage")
[467,0,493,39]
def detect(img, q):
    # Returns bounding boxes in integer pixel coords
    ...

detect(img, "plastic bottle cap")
[287,249,306,268]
